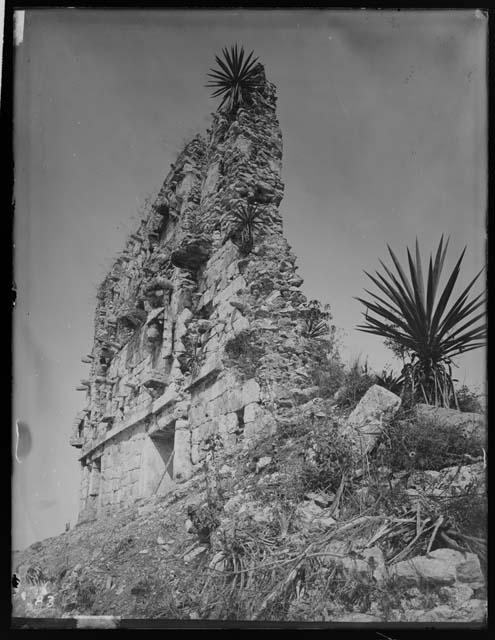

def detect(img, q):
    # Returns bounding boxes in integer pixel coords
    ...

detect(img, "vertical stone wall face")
[73,63,322,521]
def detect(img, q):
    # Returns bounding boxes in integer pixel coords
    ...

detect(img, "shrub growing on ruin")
[297,420,356,496]
[356,236,485,408]
[455,384,484,413]
[382,410,482,472]
[309,356,345,400]
[334,358,375,409]
[261,416,355,500]
[224,329,265,379]
[303,316,344,399]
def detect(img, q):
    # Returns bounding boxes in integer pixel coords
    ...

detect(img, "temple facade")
[72,63,323,521]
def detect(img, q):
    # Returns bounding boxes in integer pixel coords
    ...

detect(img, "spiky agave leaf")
[301,300,331,338]
[356,237,486,364]
[226,201,267,254]
[206,44,260,112]
[374,369,404,394]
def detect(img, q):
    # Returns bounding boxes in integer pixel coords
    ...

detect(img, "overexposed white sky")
[13,9,487,550]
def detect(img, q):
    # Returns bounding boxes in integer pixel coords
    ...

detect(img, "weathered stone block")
[217,412,238,438]
[243,401,264,424]
[389,557,456,587]
[346,385,401,456]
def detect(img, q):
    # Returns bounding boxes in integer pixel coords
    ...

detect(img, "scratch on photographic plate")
[15,421,22,463]
[14,10,25,46]
[15,421,32,462]
[75,616,121,629]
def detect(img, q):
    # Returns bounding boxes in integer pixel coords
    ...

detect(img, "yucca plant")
[206,44,260,114]
[356,237,485,408]
[226,201,267,255]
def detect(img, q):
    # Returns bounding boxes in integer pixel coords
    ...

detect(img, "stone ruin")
[72,62,330,522]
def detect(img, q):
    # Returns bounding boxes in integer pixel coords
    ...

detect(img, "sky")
[13,9,487,550]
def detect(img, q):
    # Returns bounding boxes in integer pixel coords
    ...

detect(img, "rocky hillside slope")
[12,388,487,625]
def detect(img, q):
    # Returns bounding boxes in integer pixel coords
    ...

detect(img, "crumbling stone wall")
[73,63,329,522]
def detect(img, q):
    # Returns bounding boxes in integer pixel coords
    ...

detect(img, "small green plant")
[356,237,486,408]
[206,44,260,114]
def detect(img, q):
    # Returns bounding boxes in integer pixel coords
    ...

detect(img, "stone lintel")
[152,388,179,413]
[79,402,153,461]
[184,358,223,391]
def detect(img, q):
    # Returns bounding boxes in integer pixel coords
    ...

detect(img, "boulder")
[429,548,484,586]
[414,404,486,449]
[406,462,485,497]
[389,548,484,589]
[390,556,456,587]
[458,599,487,622]
[345,385,401,456]
[438,584,474,606]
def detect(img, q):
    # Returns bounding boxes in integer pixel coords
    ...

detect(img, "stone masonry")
[72,63,331,522]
